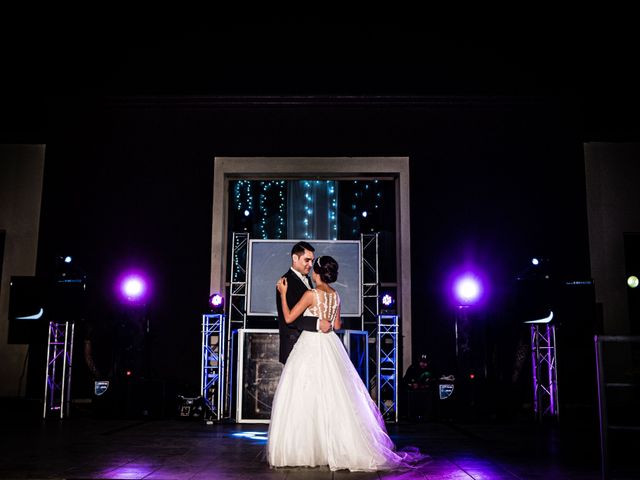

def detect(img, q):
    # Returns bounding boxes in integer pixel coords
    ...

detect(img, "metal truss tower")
[377,314,399,422]
[229,232,249,331]
[530,324,559,420]
[201,313,226,421]
[361,233,380,400]
[43,321,75,419]
[226,232,250,416]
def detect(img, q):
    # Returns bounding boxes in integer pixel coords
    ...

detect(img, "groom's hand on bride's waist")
[319,319,332,333]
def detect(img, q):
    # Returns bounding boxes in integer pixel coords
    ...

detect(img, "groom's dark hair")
[291,241,315,257]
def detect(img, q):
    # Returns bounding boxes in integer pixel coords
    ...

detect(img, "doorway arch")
[210,157,413,369]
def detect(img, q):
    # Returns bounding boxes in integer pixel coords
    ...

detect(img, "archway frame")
[210,157,412,369]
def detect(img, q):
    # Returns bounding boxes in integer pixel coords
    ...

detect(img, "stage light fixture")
[453,274,482,306]
[628,275,639,288]
[447,266,489,309]
[123,277,144,298]
[209,293,224,313]
[381,293,394,307]
[380,292,396,314]
[64,256,72,264]
[117,272,151,305]
[531,258,539,266]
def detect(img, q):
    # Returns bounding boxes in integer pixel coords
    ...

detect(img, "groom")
[276,241,331,364]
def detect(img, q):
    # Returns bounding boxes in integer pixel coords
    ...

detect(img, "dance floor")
[0,400,635,479]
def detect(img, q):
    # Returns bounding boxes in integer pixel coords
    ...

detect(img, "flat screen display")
[247,240,362,317]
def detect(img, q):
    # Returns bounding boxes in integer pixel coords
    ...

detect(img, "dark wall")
[35,96,591,410]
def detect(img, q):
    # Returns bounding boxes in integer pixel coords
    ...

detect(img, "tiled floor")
[0,405,631,479]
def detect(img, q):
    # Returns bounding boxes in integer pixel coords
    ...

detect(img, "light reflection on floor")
[231,430,269,442]
[0,413,611,479]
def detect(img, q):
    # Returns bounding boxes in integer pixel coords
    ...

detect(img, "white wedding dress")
[268,289,425,472]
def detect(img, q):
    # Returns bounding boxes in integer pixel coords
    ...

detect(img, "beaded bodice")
[305,289,340,326]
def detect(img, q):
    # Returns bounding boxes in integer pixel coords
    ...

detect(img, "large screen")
[247,240,361,317]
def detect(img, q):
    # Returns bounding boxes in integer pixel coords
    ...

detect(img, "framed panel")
[234,328,369,423]
[235,329,281,423]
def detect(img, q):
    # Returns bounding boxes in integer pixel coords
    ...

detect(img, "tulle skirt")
[267,331,426,472]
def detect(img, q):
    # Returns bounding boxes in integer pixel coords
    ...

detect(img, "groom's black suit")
[276,269,318,364]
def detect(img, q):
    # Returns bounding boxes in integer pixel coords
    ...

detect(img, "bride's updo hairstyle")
[313,256,339,284]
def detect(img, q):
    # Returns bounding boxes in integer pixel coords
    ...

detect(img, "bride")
[268,255,425,472]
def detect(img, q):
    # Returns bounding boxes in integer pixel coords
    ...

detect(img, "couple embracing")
[267,241,426,472]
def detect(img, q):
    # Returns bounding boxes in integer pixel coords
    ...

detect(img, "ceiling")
[2,19,639,141]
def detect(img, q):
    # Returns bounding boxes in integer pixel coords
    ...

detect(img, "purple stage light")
[381,294,394,307]
[454,275,481,305]
[210,293,223,307]
[124,278,143,297]
[455,276,479,301]
[123,277,144,298]
[449,270,486,307]
[117,272,150,304]
[209,293,224,312]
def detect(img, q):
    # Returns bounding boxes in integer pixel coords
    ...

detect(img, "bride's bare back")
[306,288,340,327]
